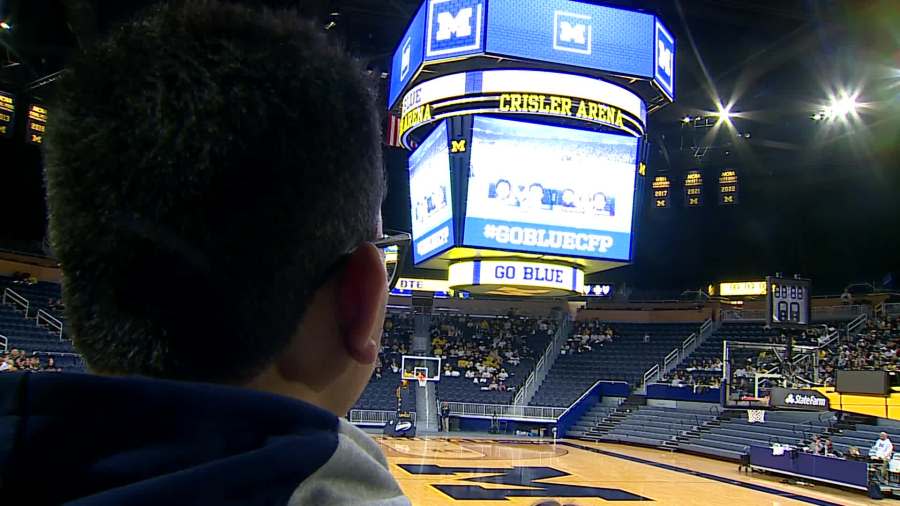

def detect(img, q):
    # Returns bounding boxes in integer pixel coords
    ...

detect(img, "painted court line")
[560,441,844,506]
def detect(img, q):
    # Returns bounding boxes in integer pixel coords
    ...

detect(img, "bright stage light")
[824,92,859,119]
[681,115,692,123]
[0,21,11,31]
[712,102,734,124]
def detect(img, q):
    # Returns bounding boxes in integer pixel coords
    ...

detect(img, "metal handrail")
[36,309,64,340]
[847,313,867,335]
[663,349,679,370]
[0,333,7,353]
[886,303,900,316]
[723,306,868,322]
[445,401,565,421]
[513,316,569,405]
[642,363,660,386]
[816,325,841,349]
[347,409,414,425]
[682,333,697,354]
[2,288,29,315]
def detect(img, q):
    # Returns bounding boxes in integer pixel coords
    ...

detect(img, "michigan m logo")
[559,22,586,45]
[553,11,592,55]
[426,0,484,58]
[658,40,673,78]
[399,464,648,501]
[435,8,472,41]
[400,38,412,81]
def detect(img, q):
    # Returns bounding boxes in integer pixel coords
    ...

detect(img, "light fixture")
[0,21,11,31]
[714,102,733,121]
[681,115,692,124]
[827,93,859,119]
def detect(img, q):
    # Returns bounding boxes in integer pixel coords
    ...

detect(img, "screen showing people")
[408,122,454,262]
[463,116,638,261]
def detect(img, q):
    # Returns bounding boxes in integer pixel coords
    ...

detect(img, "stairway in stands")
[572,395,726,452]
[573,394,646,439]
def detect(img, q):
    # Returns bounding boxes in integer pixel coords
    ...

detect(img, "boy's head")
[45,0,387,415]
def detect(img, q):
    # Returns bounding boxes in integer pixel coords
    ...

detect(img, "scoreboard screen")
[409,121,454,263]
[462,116,638,261]
[767,276,811,327]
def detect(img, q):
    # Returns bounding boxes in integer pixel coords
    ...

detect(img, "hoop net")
[748,409,766,424]
[416,372,427,388]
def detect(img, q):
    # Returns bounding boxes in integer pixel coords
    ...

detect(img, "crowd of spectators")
[430,314,554,393]
[0,349,61,372]
[9,272,38,286]
[561,320,614,355]
[373,312,413,380]
[660,315,900,391]
[816,314,900,385]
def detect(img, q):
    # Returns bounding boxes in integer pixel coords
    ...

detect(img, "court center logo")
[553,11,592,55]
[426,0,485,58]
[399,464,648,501]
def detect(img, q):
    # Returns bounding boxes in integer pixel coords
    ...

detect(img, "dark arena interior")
[1,0,899,504]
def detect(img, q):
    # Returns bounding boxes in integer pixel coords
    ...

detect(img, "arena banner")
[0,91,14,139]
[26,103,47,145]
[651,175,671,209]
[398,69,647,147]
[448,259,585,296]
[769,387,830,411]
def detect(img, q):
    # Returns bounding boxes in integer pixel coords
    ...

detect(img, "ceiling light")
[828,93,859,118]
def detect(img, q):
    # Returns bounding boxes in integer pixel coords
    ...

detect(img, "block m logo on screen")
[553,11,592,55]
[426,0,484,58]
[400,37,413,81]
[655,20,676,99]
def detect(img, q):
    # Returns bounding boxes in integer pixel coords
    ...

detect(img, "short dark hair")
[45,0,385,383]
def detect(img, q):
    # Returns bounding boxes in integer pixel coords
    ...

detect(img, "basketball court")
[376,436,880,505]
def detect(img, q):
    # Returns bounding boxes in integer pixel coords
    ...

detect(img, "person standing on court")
[873,432,894,481]
[441,401,451,432]
[0,2,409,504]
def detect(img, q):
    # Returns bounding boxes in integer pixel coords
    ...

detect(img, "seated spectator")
[0,355,13,372]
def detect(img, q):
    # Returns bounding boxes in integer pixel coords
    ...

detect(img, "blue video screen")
[409,122,454,263]
[463,116,638,261]
[388,2,427,109]
[486,0,656,80]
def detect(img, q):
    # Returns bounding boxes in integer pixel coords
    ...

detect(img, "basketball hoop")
[748,409,766,424]
[416,372,427,388]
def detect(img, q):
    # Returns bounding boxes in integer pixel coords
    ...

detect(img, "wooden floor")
[377,436,883,505]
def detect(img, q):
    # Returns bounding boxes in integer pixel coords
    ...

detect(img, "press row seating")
[678,411,833,461]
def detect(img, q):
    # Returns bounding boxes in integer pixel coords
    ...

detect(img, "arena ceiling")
[1,0,898,292]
